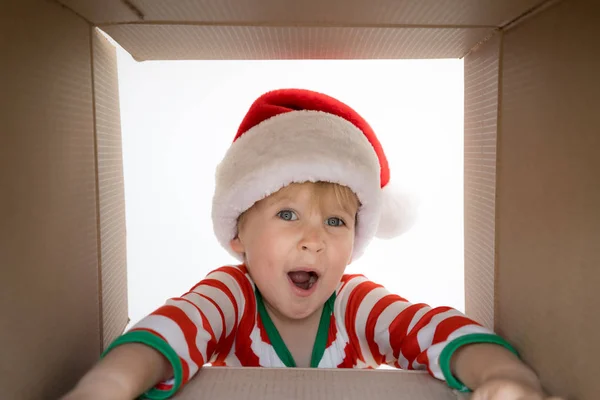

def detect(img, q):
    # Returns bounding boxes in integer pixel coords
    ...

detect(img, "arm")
[451,343,563,399]
[342,276,514,382]
[343,276,560,398]
[61,343,172,400]
[452,343,540,391]
[62,265,250,400]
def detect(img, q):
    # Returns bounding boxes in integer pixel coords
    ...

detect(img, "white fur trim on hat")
[212,110,382,262]
[375,183,419,238]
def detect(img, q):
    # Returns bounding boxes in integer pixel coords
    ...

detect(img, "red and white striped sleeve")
[102,265,257,399]
[338,274,518,392]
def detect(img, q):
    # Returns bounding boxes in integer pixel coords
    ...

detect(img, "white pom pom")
[375,182,420,239]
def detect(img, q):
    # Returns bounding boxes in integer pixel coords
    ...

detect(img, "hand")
[471,377,565,400]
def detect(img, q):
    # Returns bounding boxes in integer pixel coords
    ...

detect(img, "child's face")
[230,182,359,321]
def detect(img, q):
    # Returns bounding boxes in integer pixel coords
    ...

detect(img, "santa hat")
[212,89,417,261]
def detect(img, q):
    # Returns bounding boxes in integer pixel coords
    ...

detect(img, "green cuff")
[102,331,183,400]
[439,333,520,392]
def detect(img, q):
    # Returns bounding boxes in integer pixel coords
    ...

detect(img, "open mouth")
[288,270,319,291]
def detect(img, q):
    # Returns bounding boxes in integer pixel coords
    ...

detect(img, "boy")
[63,89,561,400]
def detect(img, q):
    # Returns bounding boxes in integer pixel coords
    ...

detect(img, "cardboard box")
[1,0,598,399]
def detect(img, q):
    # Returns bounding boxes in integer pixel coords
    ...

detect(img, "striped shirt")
[105,264,515,399]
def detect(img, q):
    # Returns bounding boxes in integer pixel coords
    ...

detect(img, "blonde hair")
[237,181,360,231]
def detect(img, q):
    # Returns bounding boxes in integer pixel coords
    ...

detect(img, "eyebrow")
[264,194,295,208]
[267,195,355,219]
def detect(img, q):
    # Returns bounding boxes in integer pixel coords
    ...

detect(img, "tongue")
[288,271,311,284]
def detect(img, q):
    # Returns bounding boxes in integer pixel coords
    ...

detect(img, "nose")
[299,225,325,253]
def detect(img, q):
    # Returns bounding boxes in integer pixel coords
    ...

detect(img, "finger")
[470,387,488,400]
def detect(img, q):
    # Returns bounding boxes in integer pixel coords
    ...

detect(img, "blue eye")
[277,210,298,221]
[326,217,345,227]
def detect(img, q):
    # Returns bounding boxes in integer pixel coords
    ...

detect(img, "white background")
[116,48,465,328]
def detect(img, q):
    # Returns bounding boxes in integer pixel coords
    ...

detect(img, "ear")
[230,236,245,254]
[346,250,354,266]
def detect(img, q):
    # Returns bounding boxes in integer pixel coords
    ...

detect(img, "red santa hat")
[212,88,417,261]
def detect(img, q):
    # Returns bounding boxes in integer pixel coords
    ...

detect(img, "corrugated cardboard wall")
[497,0,600,398]
[102,24,492,61]
[58,0,546,61]
[173,368,464,400]
[463,34,501,330]
[58,0,545,26]
[92,30,129,350]
[0,1,100,399]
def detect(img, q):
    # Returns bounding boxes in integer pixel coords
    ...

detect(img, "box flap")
[1,0,101,398]
[172,367,467,400]
[102,25,492,61]
[92,29,130,349]
[497,0,600,398]
[463,33,501,330]
[60,0,544,26]
[57,0,549,60]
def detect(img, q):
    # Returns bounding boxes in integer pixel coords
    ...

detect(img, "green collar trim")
[255,286,336,368]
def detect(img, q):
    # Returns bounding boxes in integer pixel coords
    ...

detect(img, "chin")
[289,310,317,320]
[290,298,327,319]
[286,303,320,320]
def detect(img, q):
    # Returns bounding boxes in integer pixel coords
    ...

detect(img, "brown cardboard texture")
[1,0,598,399]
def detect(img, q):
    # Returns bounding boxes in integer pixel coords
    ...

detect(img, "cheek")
[245,224,293,261]
[323,235,354,273]
[331,230,355,254]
